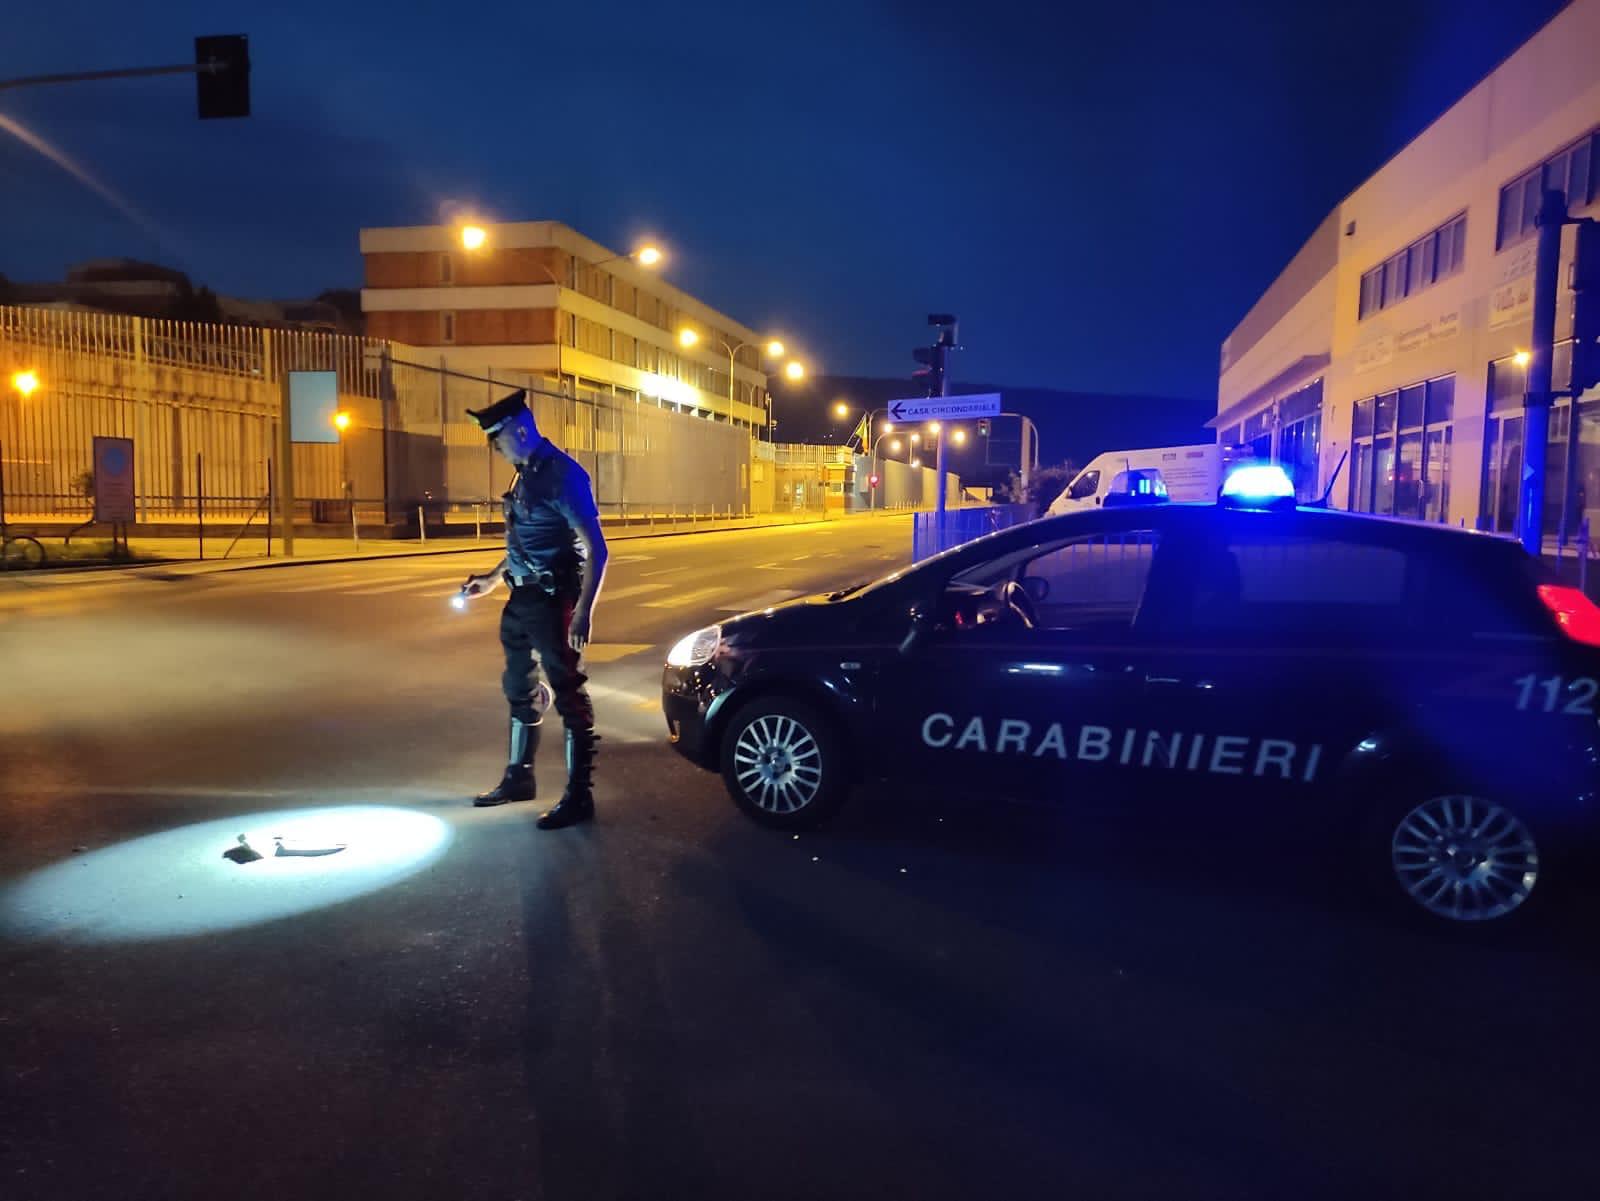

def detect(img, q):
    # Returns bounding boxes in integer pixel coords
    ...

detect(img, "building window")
[1497,128,1598,250]
[1483,344,1586,538]
[1349,374,1454,522]
[441,311,456,343]
[440,254,453,285]
[1358,214,1467,320]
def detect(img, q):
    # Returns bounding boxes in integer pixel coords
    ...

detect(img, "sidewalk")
[4,507,918,581]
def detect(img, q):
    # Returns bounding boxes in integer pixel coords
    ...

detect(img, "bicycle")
[1,533,46,569]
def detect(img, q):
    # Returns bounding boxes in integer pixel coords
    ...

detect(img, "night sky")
[0,0,1570,403]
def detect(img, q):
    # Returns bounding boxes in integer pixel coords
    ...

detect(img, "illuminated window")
[1349,374,1453,522]
[1498,129,1598,250]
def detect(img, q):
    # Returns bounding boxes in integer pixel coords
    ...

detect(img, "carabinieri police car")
[661,464,1600,926]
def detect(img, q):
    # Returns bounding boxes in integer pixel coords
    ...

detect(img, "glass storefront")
[1350,375,1454,521]
[1482,343,1591,540]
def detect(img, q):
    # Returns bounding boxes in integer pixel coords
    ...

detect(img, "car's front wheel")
[1372,793,1543,925]
[720,697,848,830]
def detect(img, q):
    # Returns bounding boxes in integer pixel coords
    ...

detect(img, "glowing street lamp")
[765,340,785,358]
[1513,349,1532,368]
[928,421,942,434]
[333,410,352,432]
[832,400,850,419]
[890,438,903,453]
[460,224,488,251]
[635,245,664,267]
[11,369,39,397]
[678,328,700,349]
[784,360,805,382]
[952,428,967,446]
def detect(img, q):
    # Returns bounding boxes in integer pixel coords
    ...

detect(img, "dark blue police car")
[662,466,1600,925]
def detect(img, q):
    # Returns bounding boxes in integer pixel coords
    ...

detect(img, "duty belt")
[504,567,558,592]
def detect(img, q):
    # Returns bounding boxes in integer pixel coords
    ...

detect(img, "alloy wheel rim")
[1391,795,1539,922]
[733,715,823,814]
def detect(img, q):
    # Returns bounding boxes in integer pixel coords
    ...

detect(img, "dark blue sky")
[0,0,1569,401]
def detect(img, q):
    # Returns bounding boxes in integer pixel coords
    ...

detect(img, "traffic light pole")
[1558,218,1600,564]
[935,369,950,521]
[1519,190,1568,557]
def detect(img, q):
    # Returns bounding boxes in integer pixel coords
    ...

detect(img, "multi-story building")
[1216,0,1600,536]
[359,220,771,431]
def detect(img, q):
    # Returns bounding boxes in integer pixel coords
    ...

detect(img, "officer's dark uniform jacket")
[502,441,598,593]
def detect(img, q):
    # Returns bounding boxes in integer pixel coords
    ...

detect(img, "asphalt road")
[1,515,1597,1201]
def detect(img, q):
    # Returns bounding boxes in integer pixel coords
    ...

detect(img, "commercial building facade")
[360,221,771,431]
[1216,0,1600,535]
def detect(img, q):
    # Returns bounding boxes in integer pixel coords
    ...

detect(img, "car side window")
[949,530,1162,633]
[1165,532,1413,637]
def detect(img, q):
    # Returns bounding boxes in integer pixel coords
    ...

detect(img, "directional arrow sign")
[886,392,1001,422]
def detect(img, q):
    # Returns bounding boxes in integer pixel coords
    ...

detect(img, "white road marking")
[609,554,655,564]
[642,585,730,610]
[640,566,687,577]
[719,589,804,613]
[580,642,655,664]
[598,582,672,601]
[342,574,471,596]
[248,574,370,594]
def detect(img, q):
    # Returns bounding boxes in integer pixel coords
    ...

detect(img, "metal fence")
[912,504,1036,562]
[0,306,759,526]
[0,306,965,543]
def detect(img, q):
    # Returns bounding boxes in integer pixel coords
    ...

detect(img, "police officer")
[461,389,608,829]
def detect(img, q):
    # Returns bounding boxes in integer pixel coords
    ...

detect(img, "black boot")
[536,728,598,829]
[474,716,541,807]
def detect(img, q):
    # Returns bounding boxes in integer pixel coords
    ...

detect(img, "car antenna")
[1309,449,1348,509]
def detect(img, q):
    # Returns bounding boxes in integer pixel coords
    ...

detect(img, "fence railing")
[912,504,1036,562]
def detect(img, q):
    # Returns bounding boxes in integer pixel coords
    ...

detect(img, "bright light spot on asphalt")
[1,805,453,943]
[451,594,467,610]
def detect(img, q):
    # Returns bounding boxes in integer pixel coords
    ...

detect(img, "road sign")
[93,436,136,523]
[886,393,1001,423]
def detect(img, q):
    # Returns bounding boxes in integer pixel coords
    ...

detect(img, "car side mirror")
[899,607,934,656]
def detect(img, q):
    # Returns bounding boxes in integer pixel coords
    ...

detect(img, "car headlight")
[666,625,721,667]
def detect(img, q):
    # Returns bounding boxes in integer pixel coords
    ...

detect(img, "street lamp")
[784,361,805,382]
[676,326,800,438]
[1513,349,1532,368]
[832,400,850,420]
[10,369,39,397]
[332,410,351,432]
[460,224,487,251]
[951,427,967,446]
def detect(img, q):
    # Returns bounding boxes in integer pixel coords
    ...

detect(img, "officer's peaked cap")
[467,389,530,434]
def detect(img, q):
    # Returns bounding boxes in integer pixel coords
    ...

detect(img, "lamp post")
[869,429,906,511]
[678,328,799,438]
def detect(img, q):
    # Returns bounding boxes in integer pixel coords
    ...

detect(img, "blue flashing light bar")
[1219,463,1295,508]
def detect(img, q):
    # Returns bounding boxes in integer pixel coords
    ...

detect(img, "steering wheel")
[1000,580,1039,629]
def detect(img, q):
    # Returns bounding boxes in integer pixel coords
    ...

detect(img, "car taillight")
[1536,584,1600,646]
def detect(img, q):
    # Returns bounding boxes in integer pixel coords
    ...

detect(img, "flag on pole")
[851,412,870,451]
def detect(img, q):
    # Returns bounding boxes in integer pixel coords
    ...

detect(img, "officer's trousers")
[499,585,594,731]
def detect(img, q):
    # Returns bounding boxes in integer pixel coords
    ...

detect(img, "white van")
[1047,444,1220,514]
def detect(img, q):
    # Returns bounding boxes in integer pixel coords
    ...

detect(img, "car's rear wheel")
[720,697,848,829]
[1373,793,1543,925]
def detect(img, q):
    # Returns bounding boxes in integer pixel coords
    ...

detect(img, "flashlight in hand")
[451,592,468,611]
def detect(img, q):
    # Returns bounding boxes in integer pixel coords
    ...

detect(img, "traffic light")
[195,35,250,119]
[868,473,880,490]
[912,344,946,397]
[977,419,990,437]
[913,313,960,398]
[1573,220,1600,395]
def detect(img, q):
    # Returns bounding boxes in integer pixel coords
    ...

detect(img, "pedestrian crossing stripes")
[641,585,730,609]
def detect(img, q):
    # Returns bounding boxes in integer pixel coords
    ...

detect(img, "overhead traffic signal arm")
[0,35,250,121]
